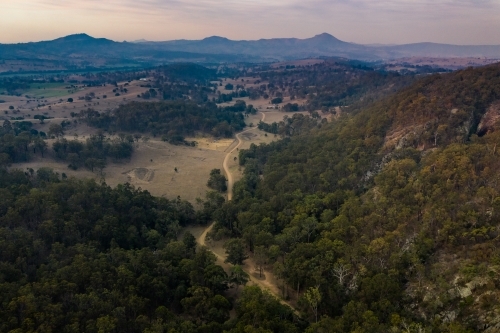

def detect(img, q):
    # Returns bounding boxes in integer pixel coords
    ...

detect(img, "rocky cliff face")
[478,101,500,137]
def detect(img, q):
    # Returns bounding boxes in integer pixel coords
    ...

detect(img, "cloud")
[17,0,500,22]
[2,0,500,44]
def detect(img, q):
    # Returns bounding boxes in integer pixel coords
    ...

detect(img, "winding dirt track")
[222,111,265,200]
[197,222,299,314]
[197,112,300,314]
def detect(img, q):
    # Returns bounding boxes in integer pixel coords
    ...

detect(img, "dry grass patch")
[13,139,227,203]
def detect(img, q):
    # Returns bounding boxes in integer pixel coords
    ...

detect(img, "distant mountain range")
[1,33,500,73]
[144,33,500,60]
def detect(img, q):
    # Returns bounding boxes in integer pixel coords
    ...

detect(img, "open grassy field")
[270,58,325,68]
[14,138,227,203]
[8,108,288,203]
[0,78,154,123]
[4,73,319,203]
[24,82,72,99]
[384,57,500,70]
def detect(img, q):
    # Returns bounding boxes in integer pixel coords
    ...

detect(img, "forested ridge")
[209,63,500,332]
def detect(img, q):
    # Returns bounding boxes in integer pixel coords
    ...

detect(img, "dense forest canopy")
[157,63,218,84]
[52,133,134,171]
[0,169,303,333]
[82,101,247,140]
[378,65,500,148]
[209,63,500,332]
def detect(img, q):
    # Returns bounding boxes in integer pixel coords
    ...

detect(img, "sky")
[1,0,500,45]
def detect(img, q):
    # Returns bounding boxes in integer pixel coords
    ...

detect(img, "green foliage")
[304,287,322,322]
[207,168,227,192]
[52,134,132,171]
[283,103,300,112]
[0,167,306,332]
[4,61,500,332]
[224,238,248,265]
[0,168,217,332]
[81,101,246,139]
[256,59,415,110]
[257,113,321,136]
[159,63,218,84]
[229,265,249,290]
[230,286,300,333]
[1,119,47,163]
[213,63,500,331]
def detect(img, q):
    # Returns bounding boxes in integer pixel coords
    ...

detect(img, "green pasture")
[24,83,72,99]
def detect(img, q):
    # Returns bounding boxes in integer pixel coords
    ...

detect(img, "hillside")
[212,63,500,331]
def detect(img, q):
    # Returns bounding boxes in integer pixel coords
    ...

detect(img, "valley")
[2,45,500,333]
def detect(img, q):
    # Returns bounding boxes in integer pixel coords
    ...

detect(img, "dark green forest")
[210,63,500,332]
[0,169,301,333]
[52,134,133,171]
[81,101,247,140]
[1,119,47,165]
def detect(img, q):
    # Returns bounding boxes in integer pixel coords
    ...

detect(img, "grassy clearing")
[24,83,70,99]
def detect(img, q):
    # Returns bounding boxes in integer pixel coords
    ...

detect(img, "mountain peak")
[202,36,230,42]
[50,33,115,45]
[312,33,339,41]
[59,33,95,41]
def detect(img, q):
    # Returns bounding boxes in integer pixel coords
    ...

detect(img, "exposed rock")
[477,100,500,136]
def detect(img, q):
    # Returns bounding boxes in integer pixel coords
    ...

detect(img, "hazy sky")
[2,0,500,45]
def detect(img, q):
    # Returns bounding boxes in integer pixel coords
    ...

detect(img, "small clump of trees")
[52,132,133,172]
[207,168,227,192]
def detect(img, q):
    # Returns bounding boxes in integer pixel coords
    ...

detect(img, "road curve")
[198,111,300,314]
[222,112,265,200]
[197,222,299,315]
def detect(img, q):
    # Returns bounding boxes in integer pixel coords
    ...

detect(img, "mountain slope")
[150,33,374,60]
[218,63,500,331]
[0,34,263,71]
[135,33,500,60]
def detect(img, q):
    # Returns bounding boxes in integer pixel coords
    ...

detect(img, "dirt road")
[197,112,300,315]
[196,222,299,314]
[222,112,265,200]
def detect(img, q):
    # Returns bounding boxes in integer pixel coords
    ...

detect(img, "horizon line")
[3,32,500,47]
